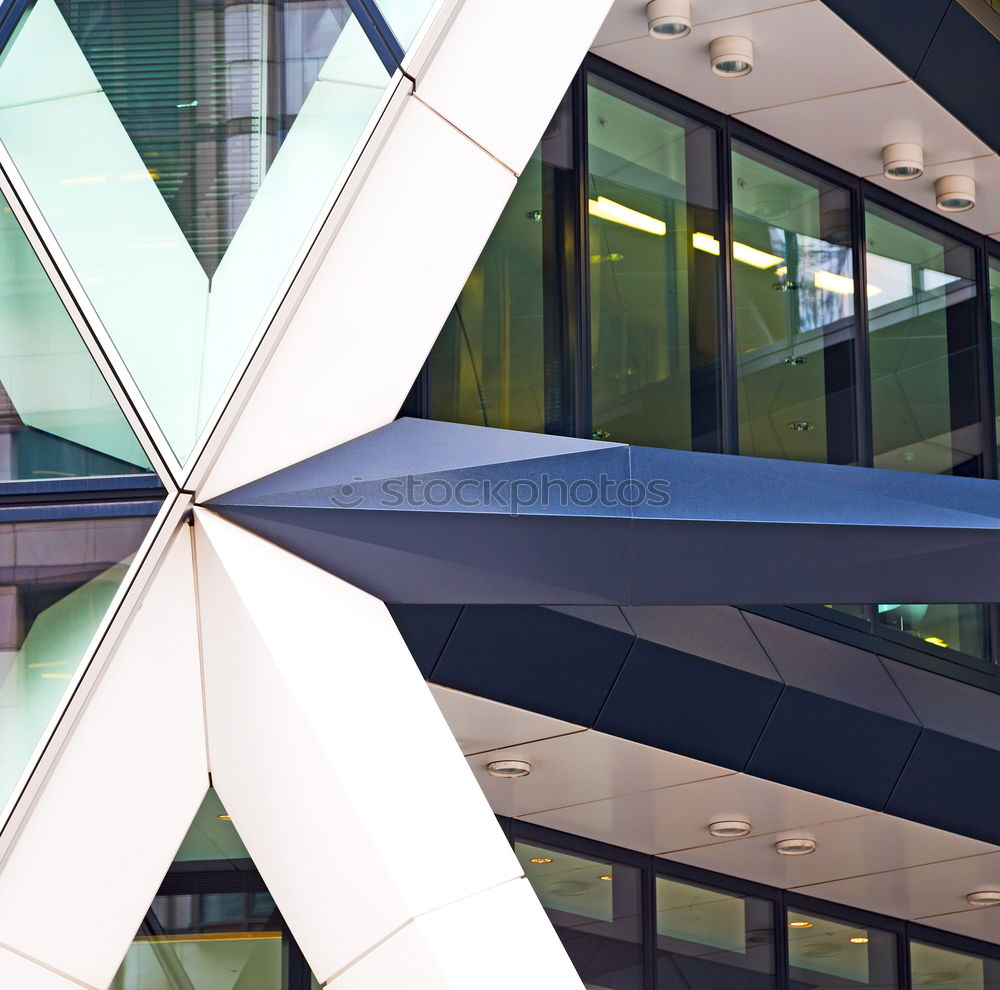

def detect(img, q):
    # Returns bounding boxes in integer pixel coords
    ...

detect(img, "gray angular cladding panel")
[210,419,1000,605]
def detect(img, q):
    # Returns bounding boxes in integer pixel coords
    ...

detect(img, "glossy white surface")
[470,730,733,819]
[736,81,992,187]
[0,947,82,990]
[666,813,997,889]
[200,95,516,499]
[414,0,616,174]
[522,772,869,854]
[0,530,208,990]
[594,0,806,46]
[594,2,903,117]
[330,878,585,990]
[429,683,584,755]
[794,851,1000,921]
[195,511,524,982]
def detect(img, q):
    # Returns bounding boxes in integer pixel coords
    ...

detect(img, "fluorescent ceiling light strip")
[814,270,882,297]
[691,233,782,269]
[589,197,666,236]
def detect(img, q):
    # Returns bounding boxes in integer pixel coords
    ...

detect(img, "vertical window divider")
[976,238,997,479]
[642,853,657,990]
[573,67,593,441]
[853,184,875,468]
[718,117,738,455]
[900,922,913,990]
[776,892,791,990]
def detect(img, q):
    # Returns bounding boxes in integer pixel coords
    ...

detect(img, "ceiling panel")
[593,1,905,116]
[792,851,1000,923]
[520,772,869,854]
[663,813,996,889]
[735,81,991,178]
[428,683,584,756]
[466,730,733,819]
[593,0,806,48]
[914,904,1000,944]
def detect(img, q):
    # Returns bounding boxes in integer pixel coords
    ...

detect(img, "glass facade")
[588,75,722,451]
[113,789,321,989]
[866,204,983,476]
[732,142,858,464]
[0,0,398,459]
[513,820,1000,990]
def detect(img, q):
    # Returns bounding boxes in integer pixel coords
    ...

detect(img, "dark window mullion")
[718,116,738,455]
[344,0,404,74]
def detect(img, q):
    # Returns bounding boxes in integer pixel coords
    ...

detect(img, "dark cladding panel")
[431,606,636,725]
[386,604,463,678]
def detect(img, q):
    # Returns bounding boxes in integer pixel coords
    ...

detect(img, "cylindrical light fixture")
[486,759,532,778]
[647,0,692,38]
[967,890,1000,908]
[710,35,753,76]
[774,837,817,856]
[882,143,924,180]
[935,174,976,212]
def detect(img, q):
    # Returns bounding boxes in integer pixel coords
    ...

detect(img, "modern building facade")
[2,0,1000,988]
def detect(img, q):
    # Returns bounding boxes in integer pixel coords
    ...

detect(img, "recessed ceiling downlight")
[775,837,817,856]
[966,890,1000,908]
[647,0,692,38]
[936,175,976,213]
[487,759,532,778]
[708,820,752,838]
[882,143,924,180]
[710,36,753,77]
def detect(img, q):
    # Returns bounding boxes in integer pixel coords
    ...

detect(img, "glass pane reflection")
[788,908,896,990]
[657,876,775,990]
[0,511,155,811]
[732,142,858,464]
[866,203,983,476]
[518,840,643,990]
[911,941,1000,990]
[989,257,1000,470]
[877,603,990,660]
[588,74,723,452]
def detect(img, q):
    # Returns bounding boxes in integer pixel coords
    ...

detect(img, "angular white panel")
[429,683,585,755]
[595,2,904,118]
[0,528,207,990]
[412,0,615,174]
[329,878,584,990]
[0,947,82,990]
[194,510,524,982]
[468,730,733,818]
[198,95,515,499]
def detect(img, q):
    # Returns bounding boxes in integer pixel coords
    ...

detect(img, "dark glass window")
[428,94,577,436]
[788,907,897,990]
[865,203,983,476]
[990,256,1000,470]
[517,839,644,990]
[877,603,990,661]
[656,875,775,990]
[732,142,858,464]
[588,74,723,451]
[911,940,1000,990]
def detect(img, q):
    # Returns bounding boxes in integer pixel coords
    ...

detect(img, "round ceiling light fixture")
[936,175,976,213]
[708,820,752,838]
[647,0,692,38]
[710,36,754,77]
[774,837,817,856]
[966,890,1000,908]
[882,143,924,180]
[487,759,532,778]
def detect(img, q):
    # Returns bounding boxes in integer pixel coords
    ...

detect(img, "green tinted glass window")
[732,142,858,464]
[989,256,1000,470]
[866,203,982,476]
[877,603,990,660]
[911,940,1000,990]
[788,908,897,989]
[588,74,722,451]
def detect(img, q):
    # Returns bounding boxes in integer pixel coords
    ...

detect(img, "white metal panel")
[198,95,515,500]
[0,947,83,990]
[0,528,207,990]
[329,878,585,990]
[412,0,616,175]
[194,510,524,982]
[594,2,904,117]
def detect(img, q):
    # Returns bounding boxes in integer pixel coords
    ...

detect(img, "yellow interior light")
[924,636,949,648]
[692,232,721,255]
[789,921,814,929]
[732,242,784,269]
[850,937,870,944]
[529,857,553,864]
[589,197,666,236]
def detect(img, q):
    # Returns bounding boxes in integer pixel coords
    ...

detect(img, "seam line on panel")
[187,515,214,778]
[423,604,465,682]
[914,1,954,76]
[412,94,518,177]
[462,727,588,757]
[0,940,99,990]
[320,875,525,984]
[729,80,910,118]
[0,87,104,111]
